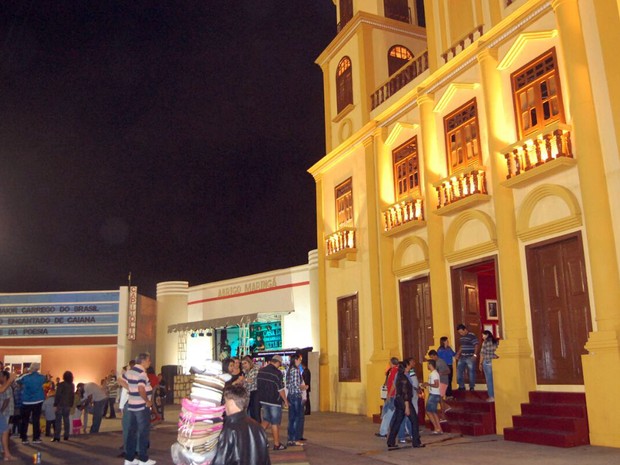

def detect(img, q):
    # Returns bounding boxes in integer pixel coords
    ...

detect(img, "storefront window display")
[214,320,283,360]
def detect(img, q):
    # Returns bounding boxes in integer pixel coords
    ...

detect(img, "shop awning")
[167,311,291,333]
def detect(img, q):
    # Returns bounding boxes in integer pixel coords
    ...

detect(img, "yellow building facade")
[309,0,620,448]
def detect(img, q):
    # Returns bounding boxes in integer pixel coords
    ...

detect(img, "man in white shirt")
[77,382,108,433]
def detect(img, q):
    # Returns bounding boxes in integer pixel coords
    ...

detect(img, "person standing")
[77,382,108,433]
[52,371,74,442]
[285,354,307,447]
[41,390,56,437]
[427,350,451,417]
[455,324,480,391]
[437,337,456,398]
[106,371,119,419]
[386,362,424,450]
[123,353,156,465]
[376,357,399,438]
[256,355,288,451]
[0,371,18,461]
[0,371,14,431]
[422,360,443,434]
[18,362,46,444]
[211,385,271,465]
[480,330,499,402]
[301,361,311,416]
[241,356,260,422]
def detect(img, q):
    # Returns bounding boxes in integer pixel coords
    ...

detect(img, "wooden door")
[526,233,592,384]
[399,276,433,378]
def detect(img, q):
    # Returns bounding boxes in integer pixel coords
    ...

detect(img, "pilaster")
[417,93,450,353]
[477,46,536,431]
[553,0,620,447]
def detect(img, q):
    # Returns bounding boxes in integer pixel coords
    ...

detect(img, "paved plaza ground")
[7,407,620,464]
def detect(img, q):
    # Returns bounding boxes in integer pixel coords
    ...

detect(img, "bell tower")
[317,1,428,152]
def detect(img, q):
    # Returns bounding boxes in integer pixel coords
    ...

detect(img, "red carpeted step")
[504,427,589,448]
[521,402,586,418]
[512,414,587,434]
[528,391,586,405]
[503,391,589,448]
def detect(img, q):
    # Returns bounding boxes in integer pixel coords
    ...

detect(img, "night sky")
[0,1,335,297]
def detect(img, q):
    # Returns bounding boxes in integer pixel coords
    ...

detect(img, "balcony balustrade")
[371,51,429,110]
[442,25,484,63]
[434,166,488,211]
[325,227,356,260]
[383,198,424,234]
[503,123,573,180]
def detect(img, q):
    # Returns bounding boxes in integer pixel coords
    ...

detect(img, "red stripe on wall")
[188,281,310,305]
[0,336,117,347]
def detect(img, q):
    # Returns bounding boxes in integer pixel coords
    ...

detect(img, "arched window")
[336,56,353,113]
[388,45,414,76]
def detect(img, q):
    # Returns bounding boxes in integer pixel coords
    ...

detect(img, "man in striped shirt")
[122,353,155,465]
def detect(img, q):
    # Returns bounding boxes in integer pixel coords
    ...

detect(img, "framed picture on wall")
[486,299,498,320]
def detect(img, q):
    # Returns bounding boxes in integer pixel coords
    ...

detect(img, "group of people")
[210,352,311,465]
[0,357,169,465]
[376,325,499,449]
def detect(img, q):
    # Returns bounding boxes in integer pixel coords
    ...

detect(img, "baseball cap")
[271,355,283,364]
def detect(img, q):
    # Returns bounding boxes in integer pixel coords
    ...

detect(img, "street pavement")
[8,407,620,464]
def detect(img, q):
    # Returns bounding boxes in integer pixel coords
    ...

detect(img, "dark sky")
[0,1,335,297]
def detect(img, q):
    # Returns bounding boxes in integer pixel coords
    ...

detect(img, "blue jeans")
[287,395,303,442]
[89,399,107,433]
[397,416,412,440]
[379,398,395,436]
[457,356,476,389]
[124,406,151,463]
[482,360,494,398]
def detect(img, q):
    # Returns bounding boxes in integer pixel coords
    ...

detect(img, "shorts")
[260,403,282,425]
[0,414,8,434]
[439,383,448,397]
[426,394,441,413]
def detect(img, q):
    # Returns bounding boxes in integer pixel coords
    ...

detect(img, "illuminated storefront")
[0,288,156,384]
[156,250,319,404]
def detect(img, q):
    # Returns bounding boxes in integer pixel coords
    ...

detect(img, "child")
[42,390,56,437]
[422,360,442,434]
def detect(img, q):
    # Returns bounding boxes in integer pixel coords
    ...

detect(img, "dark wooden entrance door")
[526,233,592,385]
[399,276,433,378]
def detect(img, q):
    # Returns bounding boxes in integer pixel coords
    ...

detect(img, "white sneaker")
[138,460,156,465]
[124,460,138,465]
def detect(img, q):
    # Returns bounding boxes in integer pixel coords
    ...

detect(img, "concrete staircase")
[504,392,589,447]
[442,390,496,435]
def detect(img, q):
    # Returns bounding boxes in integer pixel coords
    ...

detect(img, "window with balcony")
[338,294,360,382]
[393,137,420,199]
[444,99,481,174]
[336,57,353,114]
[335,177,353,228]
[388,45,414,76]
[384,0,410,23]
[339,0,353,31]
[511,48,564,138]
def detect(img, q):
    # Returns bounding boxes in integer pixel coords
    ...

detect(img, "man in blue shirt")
[17,362,46,444]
